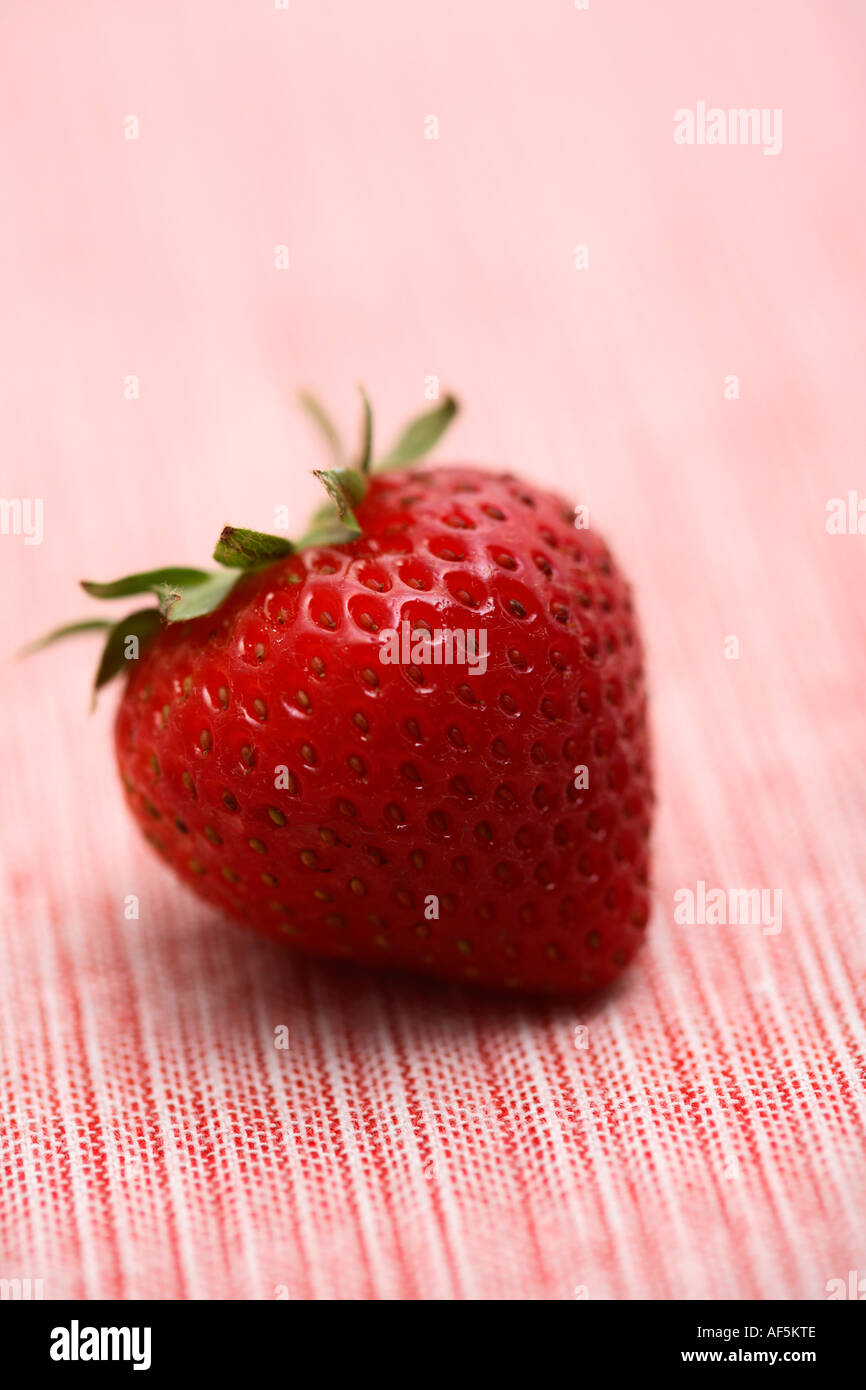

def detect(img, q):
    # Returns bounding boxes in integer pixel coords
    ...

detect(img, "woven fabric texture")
[1,1,864,1299]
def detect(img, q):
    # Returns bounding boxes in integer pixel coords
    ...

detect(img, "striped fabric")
[1,1,864,1299]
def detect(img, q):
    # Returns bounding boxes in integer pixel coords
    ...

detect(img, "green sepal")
[81,567,211,600]
[356,385,373,474]
[158,569,241,623]
[94,609,163,700]
[295,519,360,548]
[213,526,295,569]
[310,469,365,536]
[378,395,458,468]
[298,391,346,469]
[19,618,113,659]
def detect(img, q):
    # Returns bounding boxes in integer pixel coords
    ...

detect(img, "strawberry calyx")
[25,389,458,699]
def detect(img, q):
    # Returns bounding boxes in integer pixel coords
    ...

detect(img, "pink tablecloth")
[2,1,864,1299]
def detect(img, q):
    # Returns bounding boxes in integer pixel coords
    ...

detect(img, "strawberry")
[35,392,652,995]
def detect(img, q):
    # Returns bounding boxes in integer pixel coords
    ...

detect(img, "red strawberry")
[36,392,652,995]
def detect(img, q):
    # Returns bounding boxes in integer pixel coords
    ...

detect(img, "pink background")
[2,1,865,1299]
